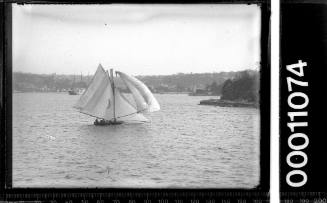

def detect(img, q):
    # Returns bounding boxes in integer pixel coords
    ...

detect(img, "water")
[13,92,260,188]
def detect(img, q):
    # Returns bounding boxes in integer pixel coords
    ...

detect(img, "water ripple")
[13,93,260,188]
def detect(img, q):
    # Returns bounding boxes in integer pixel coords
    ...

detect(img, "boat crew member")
[94,119,99,125]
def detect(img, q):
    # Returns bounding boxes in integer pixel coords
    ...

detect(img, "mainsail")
[109,88,148,122]
[74,64,158,123]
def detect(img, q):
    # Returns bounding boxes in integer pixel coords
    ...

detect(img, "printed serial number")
[285,60,309,187]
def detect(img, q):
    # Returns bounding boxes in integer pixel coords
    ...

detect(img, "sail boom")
[78,110,107,120]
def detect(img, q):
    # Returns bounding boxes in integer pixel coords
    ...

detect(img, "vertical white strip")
[271,0,280,202]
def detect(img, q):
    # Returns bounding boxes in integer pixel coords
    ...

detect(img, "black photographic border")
[0,0,270,201]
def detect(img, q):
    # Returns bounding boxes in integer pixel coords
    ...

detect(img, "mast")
[72,75,75,89]
[110,69,116,121]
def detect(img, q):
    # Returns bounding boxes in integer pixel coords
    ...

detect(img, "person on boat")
[94,119,99,125]
[94,118,122,125]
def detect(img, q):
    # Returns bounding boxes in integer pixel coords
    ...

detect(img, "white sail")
[73,65,114,119]
[74,64,107,109]
[116,71,160,112]
[119,77,148,111]
[74,65,155,123]
[110,88,149,122]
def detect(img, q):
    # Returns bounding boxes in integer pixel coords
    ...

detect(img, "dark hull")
[68,90,78,95]
[94,120,123,126]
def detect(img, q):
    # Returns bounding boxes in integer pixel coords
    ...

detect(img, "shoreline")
[199,99,258,108]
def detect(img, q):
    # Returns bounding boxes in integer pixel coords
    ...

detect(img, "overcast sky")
[13,4,261,76]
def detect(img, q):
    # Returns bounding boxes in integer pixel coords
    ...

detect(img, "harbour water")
[13,93,260,188]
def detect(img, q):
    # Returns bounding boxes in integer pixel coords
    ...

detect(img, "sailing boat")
[68,75,79,95]
[73,64,160,125]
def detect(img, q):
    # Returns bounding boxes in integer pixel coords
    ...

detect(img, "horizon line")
[13,68,259,77]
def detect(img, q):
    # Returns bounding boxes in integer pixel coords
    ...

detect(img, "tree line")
[220,70,259,103]
[13,71,239,93]
[13,70,259,98]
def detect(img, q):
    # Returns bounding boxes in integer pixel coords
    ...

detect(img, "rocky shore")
[199,99,258,108]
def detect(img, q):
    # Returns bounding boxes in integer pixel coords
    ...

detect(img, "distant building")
[188,85,212,96]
